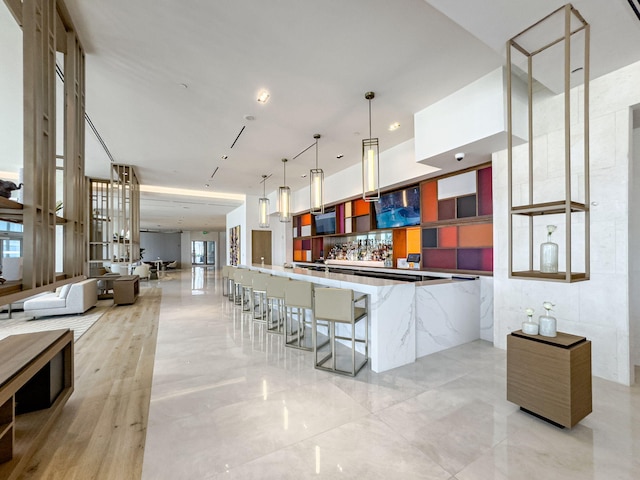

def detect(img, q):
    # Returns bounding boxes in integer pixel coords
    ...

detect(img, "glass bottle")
[538,301,557,337]
[540,225,558,273]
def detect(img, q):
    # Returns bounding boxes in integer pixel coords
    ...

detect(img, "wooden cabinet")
[0,330,74,479]
[507,331,592,428]
[113,275,140,305]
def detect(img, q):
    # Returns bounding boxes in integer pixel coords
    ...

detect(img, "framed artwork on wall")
[229,225,240,266]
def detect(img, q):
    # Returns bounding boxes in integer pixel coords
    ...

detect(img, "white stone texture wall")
[493,60,640,385]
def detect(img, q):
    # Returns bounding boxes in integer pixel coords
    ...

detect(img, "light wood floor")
[18,287,160,480]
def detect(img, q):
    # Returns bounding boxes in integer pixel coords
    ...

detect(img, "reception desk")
[250,264,487,373]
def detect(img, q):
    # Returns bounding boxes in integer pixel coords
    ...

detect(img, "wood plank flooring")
[17,287,160,479]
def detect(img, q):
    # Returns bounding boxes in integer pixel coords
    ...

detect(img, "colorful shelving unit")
[293,163,493,275]
[420,165,493,273]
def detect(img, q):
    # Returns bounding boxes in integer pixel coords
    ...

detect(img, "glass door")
[192,241,215,265]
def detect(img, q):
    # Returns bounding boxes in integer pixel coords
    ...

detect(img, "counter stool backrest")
[252,272,269,291]
[233,268,244,284]
[284,280,314,309]
[267,276,289,298]
[241,270,254,287]
[315,288,365,324]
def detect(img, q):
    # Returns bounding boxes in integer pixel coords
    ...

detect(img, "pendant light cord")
[283,159,287,186]
[368,97,372,142]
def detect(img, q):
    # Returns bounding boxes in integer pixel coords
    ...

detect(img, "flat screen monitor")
[374,186,421,229]
[314,211,336,235]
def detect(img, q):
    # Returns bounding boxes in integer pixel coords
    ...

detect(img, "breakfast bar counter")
[250,264,485,373]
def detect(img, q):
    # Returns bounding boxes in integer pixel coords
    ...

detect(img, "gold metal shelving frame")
[507,3,590,282]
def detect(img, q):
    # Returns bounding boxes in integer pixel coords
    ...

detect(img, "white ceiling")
[5,0,640,231]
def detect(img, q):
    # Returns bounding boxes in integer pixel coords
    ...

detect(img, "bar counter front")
[250,263,486,373]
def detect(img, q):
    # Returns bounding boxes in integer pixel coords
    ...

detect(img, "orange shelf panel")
[353,198,369,217]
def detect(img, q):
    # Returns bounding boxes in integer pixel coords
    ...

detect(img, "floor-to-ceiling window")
[191,240,215,265]
[0,221,23,257]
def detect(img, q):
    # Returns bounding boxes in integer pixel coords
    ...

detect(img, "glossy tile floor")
[142,268,640,479]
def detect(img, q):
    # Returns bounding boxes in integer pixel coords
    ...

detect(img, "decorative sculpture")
[0,180,23,199]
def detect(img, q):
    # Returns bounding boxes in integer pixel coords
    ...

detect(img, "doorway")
[251,230,272,265]
[192,240,215,265]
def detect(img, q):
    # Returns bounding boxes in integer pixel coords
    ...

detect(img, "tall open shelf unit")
[88,165,140,272]
[0,0,87,305]
[507,4,590,283]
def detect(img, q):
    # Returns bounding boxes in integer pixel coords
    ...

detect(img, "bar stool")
[240,270,255,312]
[227,266,237,302]
[313,288,369,376]
[284,280,315,351]
[251,272,269,321]
[222,265,230,297]
[232,268,244,306]
[266,275,289,334]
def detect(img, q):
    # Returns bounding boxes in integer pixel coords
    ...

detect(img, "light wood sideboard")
[0,329,74,480]
[507,330,592,428]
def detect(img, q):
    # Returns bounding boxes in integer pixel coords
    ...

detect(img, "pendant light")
[258,174,270,228]
[362,91,380,201]
[278,158,291,222]
[310,133,324,215]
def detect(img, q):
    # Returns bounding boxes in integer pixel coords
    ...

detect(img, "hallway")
[142,268,640,479]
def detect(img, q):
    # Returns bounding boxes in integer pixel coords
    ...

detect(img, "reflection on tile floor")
[142,268,640,480]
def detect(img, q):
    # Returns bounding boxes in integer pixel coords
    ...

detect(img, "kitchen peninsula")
[250,264,491,372]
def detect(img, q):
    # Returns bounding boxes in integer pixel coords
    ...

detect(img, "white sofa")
[23,278,98,318]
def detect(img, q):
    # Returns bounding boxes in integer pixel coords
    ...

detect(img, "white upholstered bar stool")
[222,265,230,297]
[266,275,289,334]
[313,288,369,376]
[251,272,269,322]
[232,268,244,306]
[240,270,255,312]
[227,266,237,302]
[284,280,315,351]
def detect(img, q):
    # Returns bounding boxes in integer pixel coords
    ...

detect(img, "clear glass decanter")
[540,225,558,273]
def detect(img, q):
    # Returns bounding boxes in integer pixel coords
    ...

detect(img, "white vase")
[522,321,539,335]
[539,314,557,337]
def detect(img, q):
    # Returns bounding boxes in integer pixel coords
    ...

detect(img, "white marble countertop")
[293,261,476,279]
[251,264,404,290]
[249,264,473,291]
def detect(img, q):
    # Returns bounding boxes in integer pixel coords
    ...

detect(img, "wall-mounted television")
[314,210,336,235]
[373,186,421,229]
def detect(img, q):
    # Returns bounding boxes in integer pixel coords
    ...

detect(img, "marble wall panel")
[415,280,480,358]
[492,61,640,384]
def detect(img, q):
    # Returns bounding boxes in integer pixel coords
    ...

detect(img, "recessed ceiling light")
[336,154,344,159]
[388,122,400,131]
[257,90,270,104]
[204,184,210,188]
[301,173,307,178]
[221,155,228,160]
[244,114,255,121]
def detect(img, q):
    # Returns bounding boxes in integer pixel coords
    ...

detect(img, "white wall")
[270,139,440,266]
[414,68,527,164]
[226,194,263,266]
[493,60,640,385]
[180,230,225,268]
[630,122,640,375]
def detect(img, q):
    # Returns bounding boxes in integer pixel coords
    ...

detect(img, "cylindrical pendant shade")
[258,197,270,228]
[278,186,291,222]
[310,168,324,214]
[362,137,380,201]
